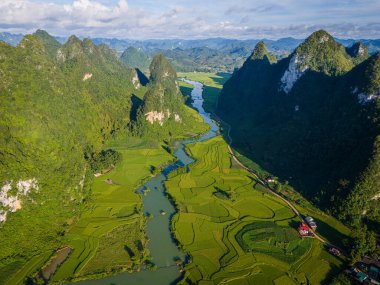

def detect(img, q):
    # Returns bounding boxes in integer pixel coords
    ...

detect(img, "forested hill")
[0,28,206,273]
[217,30,380,230]
[134,54,207,139]
[0,29,144,261]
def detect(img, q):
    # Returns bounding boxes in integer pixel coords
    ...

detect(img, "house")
[305,216,317,231]
[329,247,341,256]
[369,265,380,283]
[354,271,368,283]
[299,223,311,236]
[266,176,275,183]
[362,256,380,282]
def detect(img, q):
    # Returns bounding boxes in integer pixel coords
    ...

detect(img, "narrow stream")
[76,80,218,285]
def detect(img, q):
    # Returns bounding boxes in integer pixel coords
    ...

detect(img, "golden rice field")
[165,136,345,285]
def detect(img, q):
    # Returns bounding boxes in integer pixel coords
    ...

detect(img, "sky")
[1,0,380,40]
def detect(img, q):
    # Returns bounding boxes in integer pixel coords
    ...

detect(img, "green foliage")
[236,221,311,263]
[178,72,231,114]
[346,42,369,65]
[134,54,209,140]
[0,30,142,281]
[120,46,151,72]
[149,54,177,82]
[350,226,377,262]
[249,41,276,63]
[294,30,354,76]
[217,30,380,234]
[33,29,62,58]
[329,273,352,285]
[166,136,344,285]
[86,149,122,173]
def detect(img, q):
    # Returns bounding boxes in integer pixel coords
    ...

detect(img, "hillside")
[0,30,205,282]
[134,54,208,139]
[217,30,380,230]
[120,46,151,72]
[0,30,143,277]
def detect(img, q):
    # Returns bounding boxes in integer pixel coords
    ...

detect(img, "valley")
[1,23,380,285]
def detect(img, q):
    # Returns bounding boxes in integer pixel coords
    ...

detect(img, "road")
[213,114,346,251]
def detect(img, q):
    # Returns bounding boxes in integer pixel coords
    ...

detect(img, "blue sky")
[0,0,379,39]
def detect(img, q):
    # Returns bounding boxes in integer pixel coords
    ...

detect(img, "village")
[298,216,380,284]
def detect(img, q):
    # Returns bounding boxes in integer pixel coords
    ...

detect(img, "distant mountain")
[120,46,151,72]
[0,32,24,46]
[217,30,380,228]
[2,31,380,72]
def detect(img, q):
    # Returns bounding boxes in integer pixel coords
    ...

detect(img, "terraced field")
[50,139,175,282]
[165,136,344,284]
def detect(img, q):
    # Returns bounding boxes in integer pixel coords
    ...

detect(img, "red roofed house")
[299,223,310,236]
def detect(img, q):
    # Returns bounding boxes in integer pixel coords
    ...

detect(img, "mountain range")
[216,30,380,231]
[0,29,200,279]
[2,32,380,73]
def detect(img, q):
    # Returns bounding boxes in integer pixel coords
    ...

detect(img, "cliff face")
[217,30,380,226]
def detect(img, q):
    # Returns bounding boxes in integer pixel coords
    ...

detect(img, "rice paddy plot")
[165,136,345,284]
[51,143,174,282]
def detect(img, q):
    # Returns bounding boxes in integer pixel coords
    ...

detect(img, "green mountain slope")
[135,54,208,139]
[120,46,151,72]
[0,30,208,281]
[217,30,380,229]
[0,31,143,277]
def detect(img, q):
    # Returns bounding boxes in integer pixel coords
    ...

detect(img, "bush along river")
[74,80,219,285]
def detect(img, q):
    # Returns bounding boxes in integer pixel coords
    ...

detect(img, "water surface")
[76,80,218,285]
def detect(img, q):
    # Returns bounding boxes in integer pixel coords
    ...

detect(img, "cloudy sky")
[1,0,380,39]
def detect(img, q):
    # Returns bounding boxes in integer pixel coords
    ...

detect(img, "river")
[75,80,219,285]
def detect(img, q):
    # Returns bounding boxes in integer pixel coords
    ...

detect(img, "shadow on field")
[288,220,300,231]
[313,217,350,248]
[320,263,343,284]
[214,72,231,85]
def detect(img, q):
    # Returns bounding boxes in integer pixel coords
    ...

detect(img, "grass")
[50,138,175,282]
[178,72,231,114]
[4,252,52,285]
[165,136,346,284]
[229,145,352,248]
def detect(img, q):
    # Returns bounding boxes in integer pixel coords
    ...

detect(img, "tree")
[350,225,377,262]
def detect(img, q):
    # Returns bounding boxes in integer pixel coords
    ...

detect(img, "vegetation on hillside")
[217,30,380,259]
[166,137,345,284]
[120,46,151,72]
[133,54,209,139]
[0,31,207,284]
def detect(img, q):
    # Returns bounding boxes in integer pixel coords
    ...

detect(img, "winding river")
[76,80,219,285]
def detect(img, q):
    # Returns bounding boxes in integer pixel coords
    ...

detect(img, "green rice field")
[165,136,345,285]
[178,72,231,113]
[49,139,175,282]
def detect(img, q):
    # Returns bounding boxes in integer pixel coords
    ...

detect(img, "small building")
[266,176,275,183]
[362,256,380,282]
[329,247,341,256]
[305,216,317,231]
[299,223,311,236]
[369,265,380,282]
[354,271,368,283]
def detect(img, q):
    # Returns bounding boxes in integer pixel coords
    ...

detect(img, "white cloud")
[0,0,379,39]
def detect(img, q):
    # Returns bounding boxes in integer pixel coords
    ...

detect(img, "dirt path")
[213,115,347,252]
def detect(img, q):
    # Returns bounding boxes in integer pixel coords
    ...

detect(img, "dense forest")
[217,30,380,252]
[0,30,204,279]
